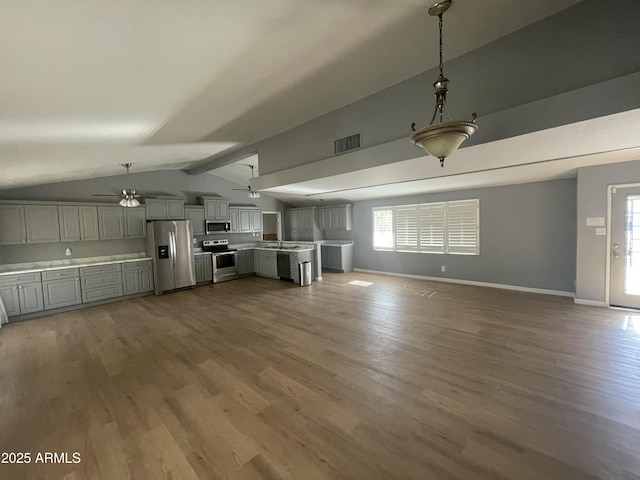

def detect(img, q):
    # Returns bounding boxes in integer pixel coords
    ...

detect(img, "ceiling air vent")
[334,133,361,155]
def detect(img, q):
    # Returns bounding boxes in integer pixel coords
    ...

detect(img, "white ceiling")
[0,0,582,191]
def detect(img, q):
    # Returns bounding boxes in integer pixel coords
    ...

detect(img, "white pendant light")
[410,0,477,167]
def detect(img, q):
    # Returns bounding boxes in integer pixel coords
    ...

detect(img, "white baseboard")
[353,268,574,298]
[574,298,608,307]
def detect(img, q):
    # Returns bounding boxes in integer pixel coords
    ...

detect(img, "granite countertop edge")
[0,253,152,276]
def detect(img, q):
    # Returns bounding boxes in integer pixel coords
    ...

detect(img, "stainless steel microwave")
[205,221,231,234]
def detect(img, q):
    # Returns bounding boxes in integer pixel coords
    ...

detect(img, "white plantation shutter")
[372,199,478,255]
[373,207,394,249]
[395,205,418,251]
[418,202,445,253]
[446,199,479,254]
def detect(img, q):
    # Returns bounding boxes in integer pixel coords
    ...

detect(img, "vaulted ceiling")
[1,0,584,192]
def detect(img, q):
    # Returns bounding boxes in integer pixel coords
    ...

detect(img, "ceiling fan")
[92,163,153,207]
[232,164,261,198]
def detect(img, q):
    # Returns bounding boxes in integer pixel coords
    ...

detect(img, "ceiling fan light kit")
[410,0,477,167]
[232,164,261,199]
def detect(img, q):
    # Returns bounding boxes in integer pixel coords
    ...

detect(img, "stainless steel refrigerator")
[146,221,196,294]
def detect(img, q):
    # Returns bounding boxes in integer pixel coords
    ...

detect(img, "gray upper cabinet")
[185,207,206,235]
[229,208,239,233]
[251,210,262,232]
[145,199,167,220]
[166,200,185,219]
[25,205,60,243]
[145,199,185,220]
[59,205,100,241]
[318,205,353,231]
[98,206,125,240]
[203,197,230,221]
[58,206,82,241]
[239,210,251,232]
[79,206,100,241]
[0,204,26,245]
[285,207,319,241]
[124,207,147,238]
[230,206,262,233]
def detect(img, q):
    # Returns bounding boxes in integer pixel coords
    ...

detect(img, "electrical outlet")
[65,248,72,256]
[441,266,446,272]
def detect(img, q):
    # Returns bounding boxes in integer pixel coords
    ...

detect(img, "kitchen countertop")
[0,253,151,276]
[230,242,315,253]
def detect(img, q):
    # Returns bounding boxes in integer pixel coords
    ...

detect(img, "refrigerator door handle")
[171,221,178,269]
[169,231,176,268]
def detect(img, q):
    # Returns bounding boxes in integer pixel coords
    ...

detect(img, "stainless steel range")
[202,239,238,283]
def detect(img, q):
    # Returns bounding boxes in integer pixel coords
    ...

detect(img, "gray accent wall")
[352,179,577,293]
[576,159,640,303]
[209,0,640,176]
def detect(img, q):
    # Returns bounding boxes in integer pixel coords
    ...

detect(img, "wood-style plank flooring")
[1,272,639,479]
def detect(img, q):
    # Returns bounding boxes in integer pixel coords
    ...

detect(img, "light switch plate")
[586,217,605,227]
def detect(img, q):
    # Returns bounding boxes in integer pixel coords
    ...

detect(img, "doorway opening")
[262,212,281,241]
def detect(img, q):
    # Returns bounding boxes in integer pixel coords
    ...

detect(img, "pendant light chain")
[438,13,444,80]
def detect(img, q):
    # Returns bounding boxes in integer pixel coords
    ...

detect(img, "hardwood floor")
[1,272,639,480]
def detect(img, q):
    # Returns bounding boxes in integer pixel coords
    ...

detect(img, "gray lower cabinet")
[122,260,154,294]
[0,285,21,316]
[321,245,354,272]
[42,268,81,309]
[237,249,254,275]
[80,264,123,303]
[255,250,277,277]
[0,272,44,317]
[194,254,212,284]
[289,250,313,284]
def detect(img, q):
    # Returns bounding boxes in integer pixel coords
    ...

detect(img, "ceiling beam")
[184,149,258,175]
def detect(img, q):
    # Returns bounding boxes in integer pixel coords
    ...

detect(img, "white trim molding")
[353,268,574,298]
[574,298,608,307]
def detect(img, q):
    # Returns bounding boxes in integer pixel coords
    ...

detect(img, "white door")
[610,186,640,309]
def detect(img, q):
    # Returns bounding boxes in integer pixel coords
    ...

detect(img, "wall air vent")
[334,133,361,155]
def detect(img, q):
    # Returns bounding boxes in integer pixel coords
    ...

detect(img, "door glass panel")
[625,194,640,295]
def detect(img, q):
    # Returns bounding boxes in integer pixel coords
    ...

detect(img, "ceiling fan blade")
[92,194,124,197]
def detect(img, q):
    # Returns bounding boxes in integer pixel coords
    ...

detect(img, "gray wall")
[352,179,577,292]
[0,239,145,265]
[0,169,286,264]
[576,159,640,302]
[215,0,640,176]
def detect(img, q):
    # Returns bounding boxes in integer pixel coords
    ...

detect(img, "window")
[372,199,479,255]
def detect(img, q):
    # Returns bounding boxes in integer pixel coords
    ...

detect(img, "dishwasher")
[277,252,292,280]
